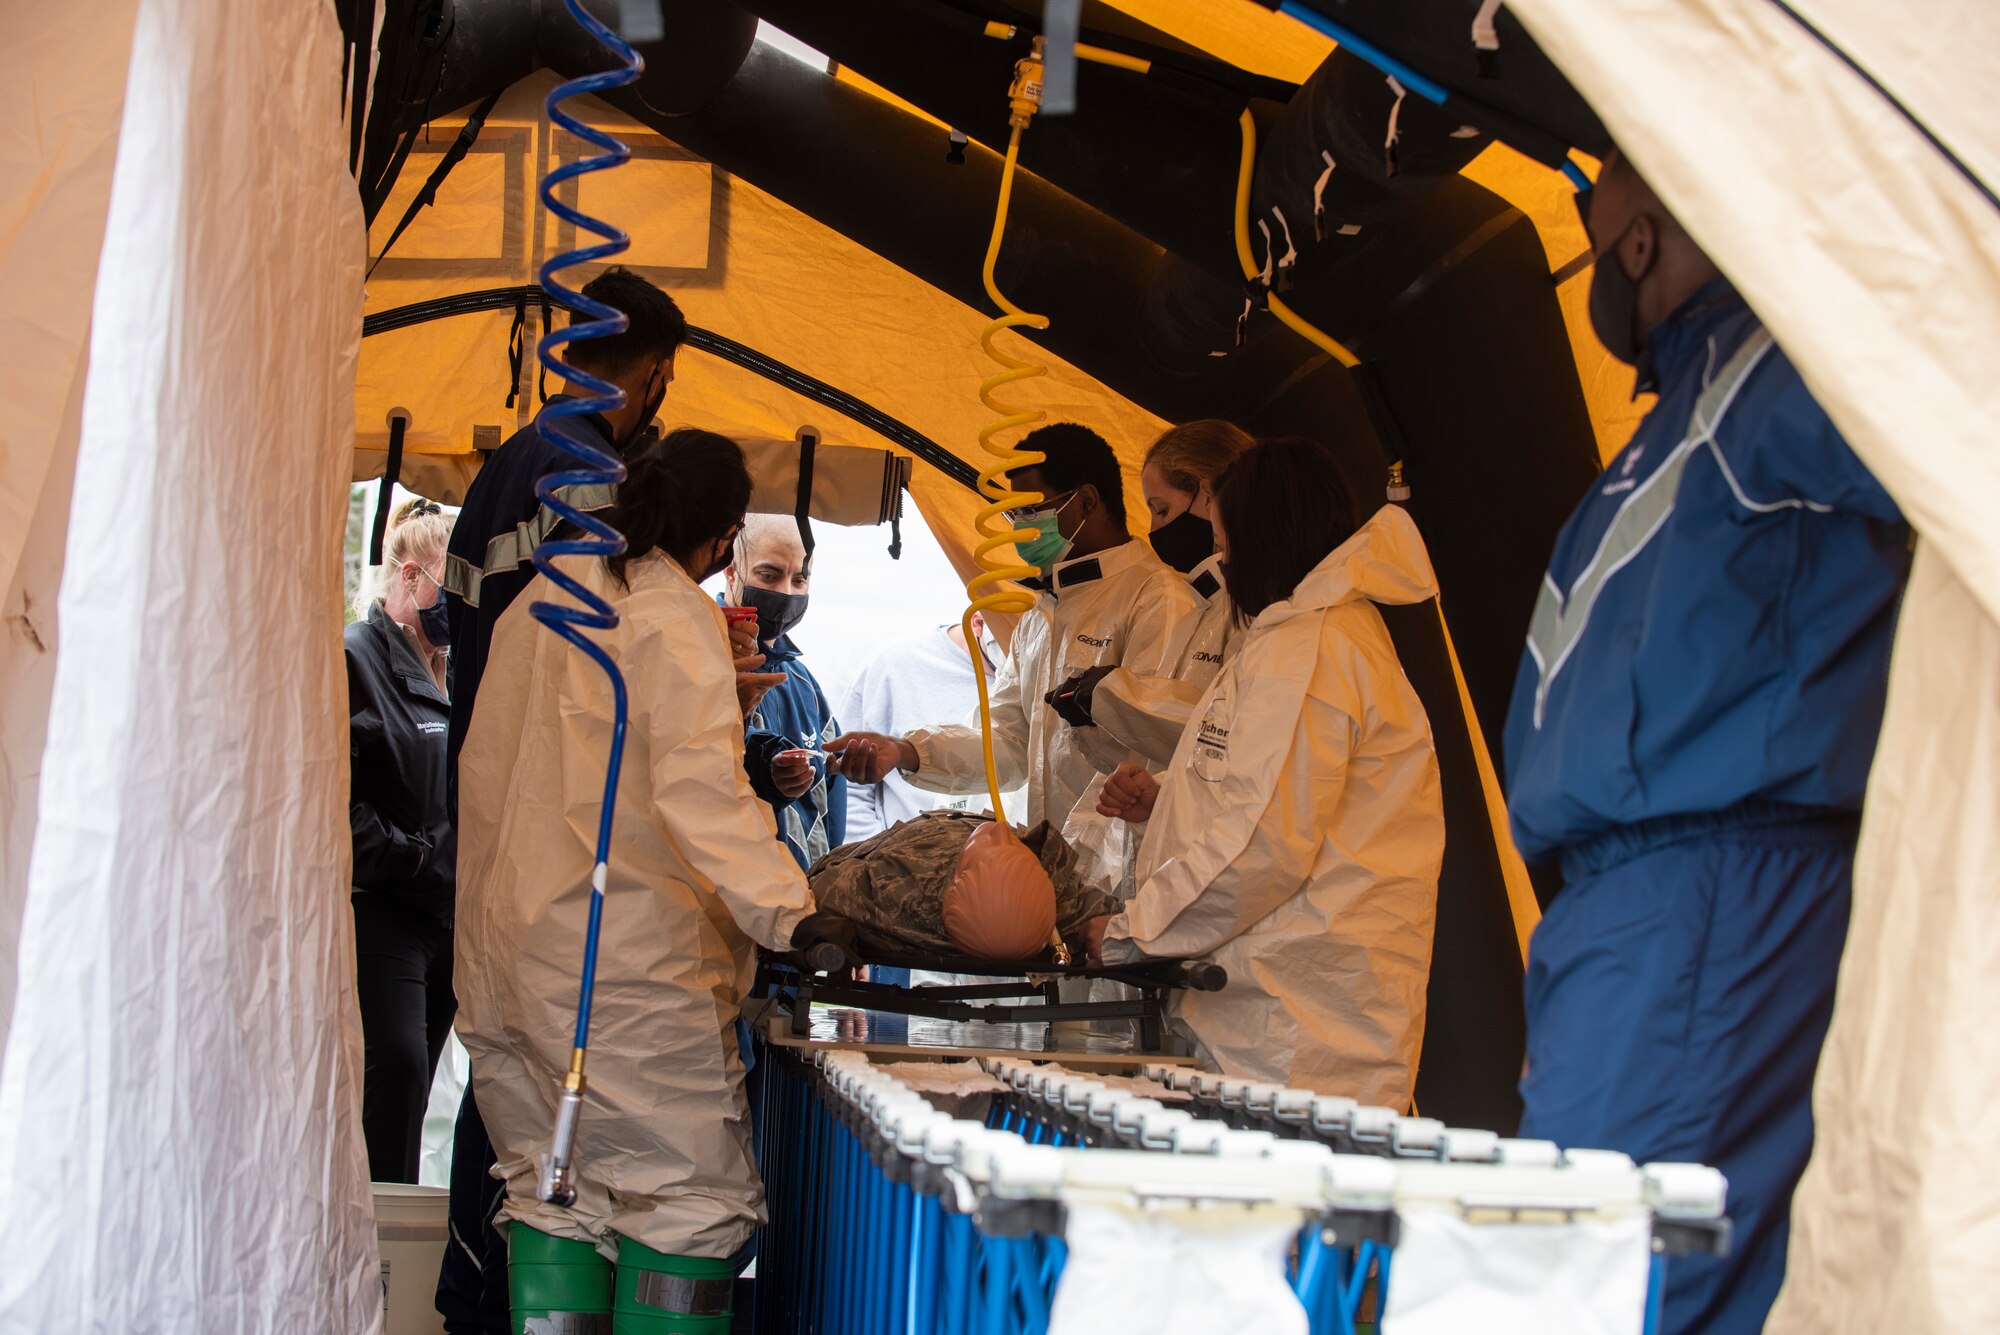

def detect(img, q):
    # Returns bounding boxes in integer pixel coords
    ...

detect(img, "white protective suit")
[1082,553,1236,770]
[1102,507,1445,1109]
[456,551,814,1258]
[903,538,1199,828]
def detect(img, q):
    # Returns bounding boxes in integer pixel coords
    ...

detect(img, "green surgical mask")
[1015,492,1078,572]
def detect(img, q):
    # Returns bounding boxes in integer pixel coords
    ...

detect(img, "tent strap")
[794,426,818,575]
[368,90,505,276]
[369,412,409,563]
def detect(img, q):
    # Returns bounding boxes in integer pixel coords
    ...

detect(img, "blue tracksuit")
[734,621,847,871]
[1502,280,1910,1334]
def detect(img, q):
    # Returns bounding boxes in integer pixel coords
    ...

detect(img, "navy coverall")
[1503,279,1910,1334]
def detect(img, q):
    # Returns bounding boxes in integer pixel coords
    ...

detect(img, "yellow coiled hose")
[956,103,1362,813]
[961,71,1052,820]
[963,60,1073,964]
[958,37,1171,821]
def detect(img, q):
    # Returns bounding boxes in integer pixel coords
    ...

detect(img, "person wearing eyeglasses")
[827,422,1200,844]
[344,496,457,1183]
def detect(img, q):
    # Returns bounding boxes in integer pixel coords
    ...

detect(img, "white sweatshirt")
[837,626,1024,841]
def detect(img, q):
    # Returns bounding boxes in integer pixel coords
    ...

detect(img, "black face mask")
[1149,509,1215,575]
[738,582,809,642]
[417,591,451,648]
[698,541,734,584]
[1586,218,1657,368]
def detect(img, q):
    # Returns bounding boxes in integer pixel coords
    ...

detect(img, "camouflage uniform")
[807,811,1115,959]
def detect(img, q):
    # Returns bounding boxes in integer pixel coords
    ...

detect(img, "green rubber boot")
[612,1236,736,1334]
[508,1222,614,1335]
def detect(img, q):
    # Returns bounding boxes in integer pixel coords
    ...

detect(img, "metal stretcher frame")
[753,950,1227,1052]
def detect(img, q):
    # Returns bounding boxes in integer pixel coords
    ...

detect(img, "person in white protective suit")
[1047,418,1255,773]
[456,429,832,1333]
[1085,437,1445,1109]
[826,421,1199,835]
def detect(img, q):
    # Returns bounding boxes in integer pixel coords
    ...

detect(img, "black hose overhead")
[362,286,981,491]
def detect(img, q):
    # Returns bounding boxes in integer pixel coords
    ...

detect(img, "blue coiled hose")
[529,0,643,1207]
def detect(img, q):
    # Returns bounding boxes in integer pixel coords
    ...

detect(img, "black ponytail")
[602,428,750,587]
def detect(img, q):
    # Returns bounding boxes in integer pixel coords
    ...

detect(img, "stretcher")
[752,944,1225,1054]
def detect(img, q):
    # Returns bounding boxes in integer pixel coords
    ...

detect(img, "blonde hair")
[353,496,454,620]
[1144,419,1255,497]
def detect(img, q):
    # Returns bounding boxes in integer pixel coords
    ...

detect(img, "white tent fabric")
[0,0,140,1069]
[0,0,378,1330]
[1505,0,2000,1325]
[1779,545,2000,1330]
[1,0,1993,1327]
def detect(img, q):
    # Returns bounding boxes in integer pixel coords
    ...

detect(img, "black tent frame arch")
[361,285,983,491]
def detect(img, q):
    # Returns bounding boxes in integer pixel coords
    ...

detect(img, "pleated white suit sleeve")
[636,599,814,952]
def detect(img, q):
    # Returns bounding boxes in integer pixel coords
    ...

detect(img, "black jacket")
[346,604,454,926]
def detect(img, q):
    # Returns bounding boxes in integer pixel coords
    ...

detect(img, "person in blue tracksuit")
[722,514,848,871]
[1502,151,1911,1335]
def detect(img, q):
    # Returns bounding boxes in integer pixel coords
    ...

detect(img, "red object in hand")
[721,605,760,625]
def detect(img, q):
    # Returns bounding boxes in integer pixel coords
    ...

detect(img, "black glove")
[1044,665,1113,728]
[790,912,859,974]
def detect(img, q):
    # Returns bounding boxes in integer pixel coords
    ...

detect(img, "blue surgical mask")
[1015,492,1079,573]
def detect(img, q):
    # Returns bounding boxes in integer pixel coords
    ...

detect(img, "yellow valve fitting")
[1008,37,1045,128]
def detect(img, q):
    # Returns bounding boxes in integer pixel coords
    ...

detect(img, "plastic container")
[373,1183,451,1335]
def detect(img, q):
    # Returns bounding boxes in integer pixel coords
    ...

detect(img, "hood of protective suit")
[941,819,1059,959]
[1106,501,1445,1107]
[1255,505,1439,627]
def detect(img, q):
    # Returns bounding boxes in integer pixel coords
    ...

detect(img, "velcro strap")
[522,1316,611,1335]
[633,1272,732,1316]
